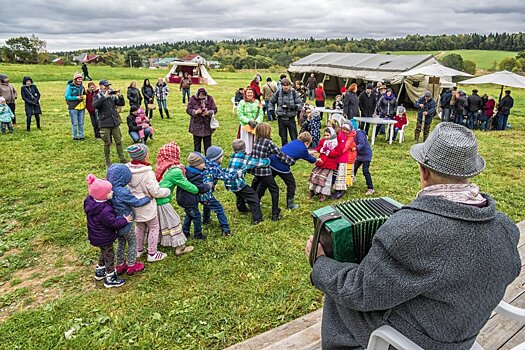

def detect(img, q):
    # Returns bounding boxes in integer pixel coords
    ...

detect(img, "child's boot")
[126,261,145,275]
[115,262,128,275]
[104,271,125,288]
[94,265,106,281]
[175,245,194,256]
[307,190,315,200]
[193,233,207,240]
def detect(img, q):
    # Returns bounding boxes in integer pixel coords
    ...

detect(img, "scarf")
[321,127,338,153]
[417,183,487,207]
[155,142,186,182]
[131,160,150,166]
[243,88,256,103]
[384,92,396,101]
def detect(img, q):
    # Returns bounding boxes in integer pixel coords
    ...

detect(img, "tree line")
[2,32,525,70]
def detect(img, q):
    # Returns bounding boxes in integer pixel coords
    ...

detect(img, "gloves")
[248,120,258,129]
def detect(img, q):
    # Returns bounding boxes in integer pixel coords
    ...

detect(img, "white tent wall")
[164,61,217,85]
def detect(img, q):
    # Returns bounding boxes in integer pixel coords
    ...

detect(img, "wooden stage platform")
[226,221,525,350]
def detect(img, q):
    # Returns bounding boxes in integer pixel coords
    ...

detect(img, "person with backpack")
[267,78,303,146]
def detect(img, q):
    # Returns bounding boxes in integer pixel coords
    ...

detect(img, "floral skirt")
[157,203,187,248]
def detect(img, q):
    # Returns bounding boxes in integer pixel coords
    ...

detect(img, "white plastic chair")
[231,97,239,114]
[398,119,409,144]
[330,113,344,125]
[366,301,525,350]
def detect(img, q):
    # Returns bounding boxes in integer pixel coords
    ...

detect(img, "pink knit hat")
[86,174,112,200]
[73,72,83,80]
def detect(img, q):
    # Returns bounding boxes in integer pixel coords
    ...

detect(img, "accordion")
[309,197,403,267]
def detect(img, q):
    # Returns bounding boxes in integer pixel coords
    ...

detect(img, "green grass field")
[0,63,524,349]
[382,50,517,70]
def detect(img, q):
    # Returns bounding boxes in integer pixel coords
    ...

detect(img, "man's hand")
[305,235,325,260]
[419,103,424,109]
[423,111,428,116]
[124,214,133,223]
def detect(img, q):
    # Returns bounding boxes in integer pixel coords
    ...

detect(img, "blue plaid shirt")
[202,159,240,197]
[224,152,270,192]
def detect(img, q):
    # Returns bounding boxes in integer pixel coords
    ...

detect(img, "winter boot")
[287,198,299,210]
[104,271,125,288]
[115,262,128,275]
[94,265,106,281]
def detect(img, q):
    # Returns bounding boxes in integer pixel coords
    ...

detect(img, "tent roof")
[290,52,434,72]
[289,52,437,81]
[398,63,472,78]
[459,70,525,89]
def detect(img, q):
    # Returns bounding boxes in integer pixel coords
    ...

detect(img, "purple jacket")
[186,94,217,137]
[84,196,128,247]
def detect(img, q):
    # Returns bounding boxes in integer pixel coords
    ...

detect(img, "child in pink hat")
[84,174,132,288]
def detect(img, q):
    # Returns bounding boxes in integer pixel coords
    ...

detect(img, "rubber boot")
[287,198,299,210]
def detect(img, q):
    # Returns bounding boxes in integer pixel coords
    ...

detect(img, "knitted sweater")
[311,194,520,349]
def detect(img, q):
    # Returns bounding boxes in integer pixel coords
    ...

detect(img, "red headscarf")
[155,141,186,182]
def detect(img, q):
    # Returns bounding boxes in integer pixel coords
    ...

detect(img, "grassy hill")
[381,50,517,70]
[0,64,523,349]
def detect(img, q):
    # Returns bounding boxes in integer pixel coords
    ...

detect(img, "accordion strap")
[310,211,341,267]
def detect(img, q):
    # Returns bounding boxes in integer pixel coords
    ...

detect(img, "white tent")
[288,52,444,102]
[395,63,473,103]
[164,60,217,85]
[459,70,525,101]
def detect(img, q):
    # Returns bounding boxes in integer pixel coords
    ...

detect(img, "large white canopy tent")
[289,53,442,100]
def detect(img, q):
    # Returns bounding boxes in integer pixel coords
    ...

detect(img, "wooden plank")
[301,339,322,350]
[517,221,525,247]
[224,309,322,350]
[499,325,525,349]
[477,292,525,349]
[261,322,321,350]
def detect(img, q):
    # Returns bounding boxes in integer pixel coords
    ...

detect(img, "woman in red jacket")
[308,127,342,201]
[481,96,495,131]
[249,75,262,101]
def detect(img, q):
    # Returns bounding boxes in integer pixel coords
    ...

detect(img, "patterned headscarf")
[243,87,256,103]
[322,127,339,152]
[155,142,186,182]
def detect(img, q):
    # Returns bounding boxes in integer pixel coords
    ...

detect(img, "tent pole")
[499,85,504,102]
[344,78,349,89]
[301,73,306,83]
[397,79,405,104]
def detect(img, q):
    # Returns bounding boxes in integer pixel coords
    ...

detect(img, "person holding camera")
[93,79,127,167]
[267,78,303,146]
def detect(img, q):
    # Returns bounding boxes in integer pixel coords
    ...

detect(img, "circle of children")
[0,71,515,289]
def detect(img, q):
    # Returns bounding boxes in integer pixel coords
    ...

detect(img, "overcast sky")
[1,0,524,52]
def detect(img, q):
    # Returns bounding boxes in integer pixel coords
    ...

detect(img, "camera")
[109,90,119,95]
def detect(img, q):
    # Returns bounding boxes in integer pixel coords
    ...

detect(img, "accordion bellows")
[310,197,403,267]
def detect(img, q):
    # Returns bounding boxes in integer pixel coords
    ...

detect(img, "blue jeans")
[392,127,400,141]
[157,99,169,118]
[129,128,151,143]
[497,112,509,130]
[68,109,85,139]
[308,89,315,100]
[203,197,230,232]
[182,206,202,236]
[182,88,190,103]
[467,111,479,130]
[480,117,491,131]
[455,112,465,126]
[441,107,451,122]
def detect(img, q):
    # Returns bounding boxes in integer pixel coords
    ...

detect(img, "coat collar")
[402,193,496,222]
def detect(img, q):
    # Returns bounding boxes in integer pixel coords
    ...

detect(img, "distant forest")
[5,32,525,69]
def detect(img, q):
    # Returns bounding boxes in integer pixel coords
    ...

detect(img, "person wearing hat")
[358,83,377,134]
[467,89,483,130]
[93,79,126,166]
[84,174,132,288]
[305,122,520,349]
[497,90,514,131]
[64,72,86,140]
[187,87,218,154]
[21,76,42,131]
[414,90,437,142]
[176,152,210,240]
[0,74,18,125]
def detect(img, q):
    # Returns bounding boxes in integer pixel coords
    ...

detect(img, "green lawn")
[382,50,517,70]
[0,64,524,349]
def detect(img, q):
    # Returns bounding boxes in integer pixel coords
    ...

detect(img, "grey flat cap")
[423,90,432,97]
[410,122,486,178]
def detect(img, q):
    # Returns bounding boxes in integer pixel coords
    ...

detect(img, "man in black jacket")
[93,79,126,167]
[497,90,514,130]
[466,89,483,130]
[358,84,376,134]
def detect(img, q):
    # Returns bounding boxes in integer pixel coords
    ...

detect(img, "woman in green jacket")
[155,141,198,255]
[237,87,263,154]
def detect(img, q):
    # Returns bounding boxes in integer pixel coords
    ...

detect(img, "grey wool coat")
[311,194,520,350]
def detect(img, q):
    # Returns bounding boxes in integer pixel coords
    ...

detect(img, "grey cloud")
[0,0,522,51]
